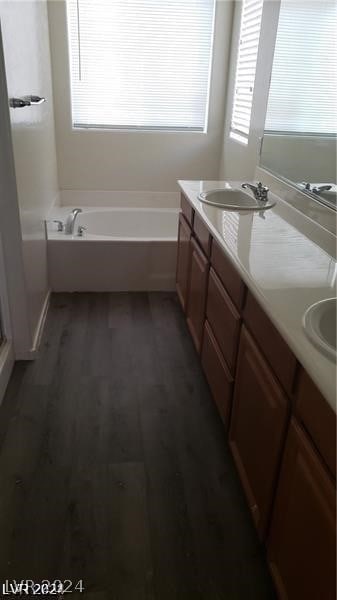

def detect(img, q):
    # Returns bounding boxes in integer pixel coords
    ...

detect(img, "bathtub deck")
[0,292,275,599]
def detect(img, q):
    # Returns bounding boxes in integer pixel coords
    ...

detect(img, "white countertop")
[178,180,337,412]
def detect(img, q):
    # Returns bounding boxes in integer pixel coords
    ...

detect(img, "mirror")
[260,0,337,210]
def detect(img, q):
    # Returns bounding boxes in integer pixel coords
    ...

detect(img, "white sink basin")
[303,298,336,360]
[198,189,276,211]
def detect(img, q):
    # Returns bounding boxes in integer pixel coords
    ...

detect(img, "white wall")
[219,0,280,180]
[48,0,233,194]
[0,26,32,361]
[0,0,59,349]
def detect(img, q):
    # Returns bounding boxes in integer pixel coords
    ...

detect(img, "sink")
[198,189,276,211]
[303,298,336,360]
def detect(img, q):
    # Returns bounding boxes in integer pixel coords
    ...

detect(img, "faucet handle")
[77,225,86,237]
[53,220,64,232]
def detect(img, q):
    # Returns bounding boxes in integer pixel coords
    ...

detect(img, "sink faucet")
[312,185,332,195]
[65,208,82,234]
[242,182,269,202]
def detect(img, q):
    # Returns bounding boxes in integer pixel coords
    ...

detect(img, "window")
[230,0,263,144]
[67,0,215,131]
[265,0,337,135]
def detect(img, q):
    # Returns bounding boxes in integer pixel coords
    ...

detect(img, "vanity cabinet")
[229,326,289,539]
[267,419,336,600]
[206,268,241,374]
[186,237,209,352]
[176,192,336,597]
[201,320,234,427]
[176,213,192,312]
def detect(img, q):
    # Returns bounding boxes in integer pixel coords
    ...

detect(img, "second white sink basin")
[303,298,336,361]
[198,189,276,211]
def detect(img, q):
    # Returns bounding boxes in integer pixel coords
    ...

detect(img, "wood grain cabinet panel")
[186,237,209,353]
[229,326,289,539]
[243,291,297,395]
[181,193,194,226]
[176,213,192,312]
[211,240,246,309]
[206,268,241,374]
[193,212,212,257]
[295,368,336,479]
[267,418,336,600]
[201,320,234,428]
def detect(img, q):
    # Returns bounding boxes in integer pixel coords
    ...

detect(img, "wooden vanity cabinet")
[206,268,241,374]
[176,193,336,597]
[176,213,192,312]
[229,326,289,540]
[211,240,245,310]
[201,320,234,427]
[186,237,209,352]
[295,368,336,478]
[267,418,336,600]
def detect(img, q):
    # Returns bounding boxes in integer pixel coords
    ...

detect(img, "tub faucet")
[65,208,82,234]
[312,184,332,195]
[242,182,269,202]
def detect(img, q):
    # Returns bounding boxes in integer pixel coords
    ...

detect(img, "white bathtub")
[47,207,179,291]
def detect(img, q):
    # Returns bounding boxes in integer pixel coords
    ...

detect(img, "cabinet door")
[206,268,241,374]
[268,419,336,600]
[201,320,234,428]
[186,237,209,352]
[176,213,192,312]
[229,326,289,539]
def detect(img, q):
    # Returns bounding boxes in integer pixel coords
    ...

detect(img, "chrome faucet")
[242,182,269,202]
[312,185,332,195]
[65,208,82,234]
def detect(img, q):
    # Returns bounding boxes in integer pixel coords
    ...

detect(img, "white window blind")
[66,0,215,131]
[230,0,264,142]
[265,0,337,134]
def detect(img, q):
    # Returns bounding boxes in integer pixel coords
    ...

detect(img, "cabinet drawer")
[211,240,245,309]
[181,193,194,227]
[201,320,234,428]
[193,211,212,257]
[295,368,336,479]
[243,291,297,395]
[206,268,241,374]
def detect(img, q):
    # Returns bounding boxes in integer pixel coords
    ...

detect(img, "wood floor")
[0,292,275,599]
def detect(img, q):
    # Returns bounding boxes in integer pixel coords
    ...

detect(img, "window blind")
[230,0,264,141]
[265,0,337,135]
[66,0,215,131]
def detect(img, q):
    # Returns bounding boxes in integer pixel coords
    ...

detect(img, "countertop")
[178,180,337,412]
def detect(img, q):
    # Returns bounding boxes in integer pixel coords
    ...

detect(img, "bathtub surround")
[59,190,180,209]
[47,207,179,292]
[0,0,59,356]
[47,0,233,193]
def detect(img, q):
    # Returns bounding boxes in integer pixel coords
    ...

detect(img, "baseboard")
[16,290,51,360]
[0,341,14,405]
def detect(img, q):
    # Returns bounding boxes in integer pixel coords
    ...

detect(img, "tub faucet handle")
[77,225,86,237]
[53,220,64,232]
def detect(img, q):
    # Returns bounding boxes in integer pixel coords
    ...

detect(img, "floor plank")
[0,292,275,599]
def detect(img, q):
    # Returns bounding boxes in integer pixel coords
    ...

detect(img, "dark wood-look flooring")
[0,293,276,599]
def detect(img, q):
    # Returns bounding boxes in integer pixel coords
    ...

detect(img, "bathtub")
[47,207,179,291]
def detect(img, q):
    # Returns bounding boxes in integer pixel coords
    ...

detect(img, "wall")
[0,0,59,349]
[48,0,233,194]
[219,0,280,180]
[0,25,32,362]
